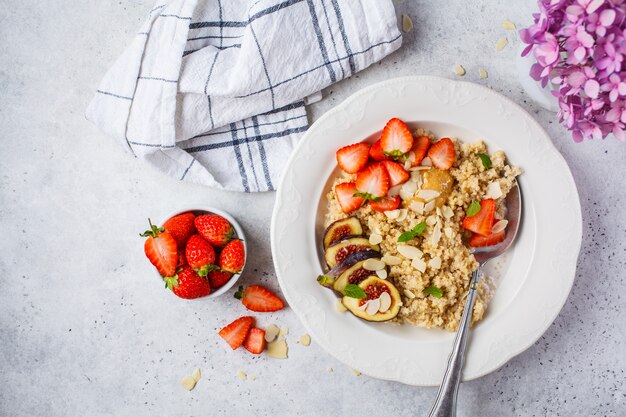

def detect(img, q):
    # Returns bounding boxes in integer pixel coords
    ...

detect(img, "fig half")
[326,249,380,279]
[342,276,401,322]
[323,217,363,249]
[324,237,379,268]
[332,259,379,293]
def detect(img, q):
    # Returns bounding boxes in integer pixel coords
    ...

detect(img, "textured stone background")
[0,1,624,416]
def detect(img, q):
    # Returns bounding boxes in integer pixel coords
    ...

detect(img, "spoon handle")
[427,266,482,417]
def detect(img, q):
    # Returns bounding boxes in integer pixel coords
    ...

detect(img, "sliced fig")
[323,217,364,249]
[342,276,401,322]
[326,249,380,279]
[324,237,380,268]
[333,259,382,293]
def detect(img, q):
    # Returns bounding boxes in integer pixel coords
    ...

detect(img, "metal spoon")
[427,181,522,417]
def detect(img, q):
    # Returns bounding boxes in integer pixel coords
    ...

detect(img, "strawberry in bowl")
[140,206,247,299]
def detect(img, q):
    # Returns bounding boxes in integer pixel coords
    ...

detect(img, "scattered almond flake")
[376,268,388,279]
[479,68,488,79]
[403,289,416,299]
[425,215,437,226]
[351,369,361,376]
[369,233,383,245]
[366,298,381,315]
[485,181,503,199]
[400,307,410,315]
[278,326,289,337]
[492,219,509,233]
[454,64,466,76]
[400,181,417,200]
[181,375,197,391]
[428,255,442,269]
[431,225,442,246]
[357,300,369,311]
[410,170,421,183]
[267,339,288,359]
[192,368,201,382]
[416,189,440,201]
[409,201,425,214]
[397,245,423,259]
[336,299,347,313]
[388,184,402,197]
[379,292,392,313]
[421,157,433,166]
[327,367,334,373]
[410,166,431,171]
[496,38,508,51]
[441,205,454,219]
[444,226,454,239]
[249,374,256,381]
[411,257,427,272]
[502,19,516,30]
[424,200,436,213]
[381,254,402,266]
[363,258,385,271]
[299,334,311,346]
[236,370,247,381]
[265,324,280,342]
[396,208,408,222]
[402,14,413,32]
[385,209,401,220]
[404,155,413,170]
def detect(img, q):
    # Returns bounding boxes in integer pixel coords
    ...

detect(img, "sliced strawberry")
[370,195,401,212]
[380,118,413,158]
[141,219,179,277]
[336,142,370,174]
[369,139,389,161]
[381,160,409,186]
[427,137,455,170]
[234,285,285,312]
[410,135,431,166]
[335,182,364,213]
[243,328,266,354]
[218,316,254,350]
[355,163,390,200]
[469,229,506,247]
[462,199,496,236]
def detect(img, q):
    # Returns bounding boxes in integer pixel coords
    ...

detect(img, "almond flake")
[236,370,247,380]
[363,258,385,271]
[327,367,334,373]
[417,189,440,201]
[401,181,417,197]
[381,254,402,266]
[503,19,516,30]
[379,292,392,313]
[454,64,466,76]
[403,289,416,299]
[336,300,347,313]
[265,324,280,342]
[352,369,361,376]
[424,200,436,213]
[369,233,383,245]
[402,14,413,32]
[411,257,427,272]
[479,68,488,79]
[376,269,388,279]
[425,215,437,226]
[409,201,425,214]
[496,38,508,51]
[410,166,431,171]
[397,245,423,259]
[192,368,201,382]
[441,205,454,219]
[410,170,421,183]
[388,184,402,197]
[181,375,197,391]
[249,374,256,381]
[404,155,413,170]
[492,219,509,234]
[299,334,311,346]
[278,326,289,337]
[444,226,454,239]
[357,301,369,311]
[428,255,442,269]
[485,181,503,199]
[366,298,381,315]
[385,209,401,220]
[267,339,288,359]
[396,208,408,222]
[431,225,442,246]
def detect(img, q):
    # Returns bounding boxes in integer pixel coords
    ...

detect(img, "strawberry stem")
[234,285,245,300]
[140,218,165,238]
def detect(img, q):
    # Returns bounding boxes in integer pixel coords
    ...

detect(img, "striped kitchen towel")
[87,0,402,192]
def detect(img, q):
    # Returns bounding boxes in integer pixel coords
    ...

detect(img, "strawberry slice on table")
[234,285,285,312]
[164,265,211,299]
[243,328,266,354]
[381,160,409,186]
[462,199,496,236]
[208,270,233,289]
[369,139,389,161]
[218,239,245,273]
[370,195,401,212]
[355,163,390,201]
[427,137,455,170]
[335,182,364,213]
[380,118,414,158]
[219,316,255,350]
[163,212,196,248]
[469,229,506,247]
[185,235,217,276]
[409,135,431,167]
[141,219,179,277]
[336,142,370,174]
[195,214,233,247]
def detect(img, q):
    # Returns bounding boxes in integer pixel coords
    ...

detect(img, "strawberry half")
[469,229,506,247]
[369,139,389,161]
[336,142,370,174]
[185,234,216,276]
[409,135,431,166]
[462,199,496,236]
[218,316,255,350]
[163,212,196,248]
[355,163,390,201]
[427,137,455,170]
[370,195,401,212]
[164,265,211,299]
[141,219,179,277]
[380,118,413,159]
[335,182,364,213]
[243,328,266,354]
[234,285,285,312]
[381,160,409,186]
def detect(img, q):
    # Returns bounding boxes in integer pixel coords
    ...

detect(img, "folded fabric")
[87,0,402,192]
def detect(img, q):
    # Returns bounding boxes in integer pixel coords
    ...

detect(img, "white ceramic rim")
[158,205,247,298]
[271,76,582,386]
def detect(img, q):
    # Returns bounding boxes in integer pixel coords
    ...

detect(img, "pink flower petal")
[574,46,587,62]
[606,108,620,122]
[586,0,604,14]
[599,9,616,26]
[584,79,600,98]
[613,126,626,141]
[568,71,587,87]
[618,83,626,95]
[572,130,584,142]
[610,89,618,102]
[577,29,595,48]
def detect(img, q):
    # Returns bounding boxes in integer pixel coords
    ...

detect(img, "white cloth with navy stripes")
[86,0,402,192]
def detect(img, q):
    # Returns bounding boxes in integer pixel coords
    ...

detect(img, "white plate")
[270,76,581,386]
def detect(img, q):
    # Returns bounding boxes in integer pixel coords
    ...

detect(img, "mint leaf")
[424,286,443,298]
[466,201,481,217]
[343,284,366,299]
[478,153,492,168]
[397,221,427,242]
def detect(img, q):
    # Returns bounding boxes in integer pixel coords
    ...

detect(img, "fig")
[323,217,364,249]
[341,276,401,322]
[324,237,380,268]
[332,259,380,293]
[326,249,381,279]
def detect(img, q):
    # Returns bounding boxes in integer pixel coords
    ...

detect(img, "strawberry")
[218,316,255,350]
[380,118,414,158]
[185,234,216,276]
[234,285,285,312]
[462,199,496,236]
[208,270,233,289]
[370,195,401,212]
[469,229,506,247]
[336,142,370,174]
[195,214,233,247]
[162,212,196,248]
[381,160,409,186]
[335,182,364,213]
[355,163,390,201]
[410,135,431,166]
[141,219,179,277]
[243,328,266,354]
[369,139,389,161]
[427,137,455,170]
[218,239,245,273]
[163,265,211,299]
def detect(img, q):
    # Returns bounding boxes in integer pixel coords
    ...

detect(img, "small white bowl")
[159,205,246,298]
